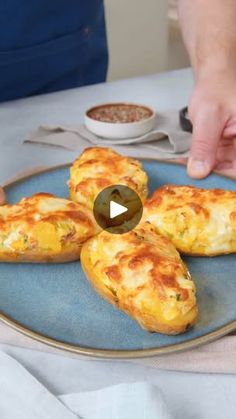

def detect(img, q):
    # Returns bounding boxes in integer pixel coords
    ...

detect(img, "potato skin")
[68,147,148,209]
[0,193,100,263]
[143,185,236,256]
[81,222,198,335]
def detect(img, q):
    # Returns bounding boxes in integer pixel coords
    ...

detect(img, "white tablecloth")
[1,68,236,418]
[1,343,236,419]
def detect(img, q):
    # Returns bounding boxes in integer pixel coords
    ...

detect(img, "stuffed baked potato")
[143,185,236,256]
[0,193,100,263]
[81,222,198,334]
[68,147,148,209]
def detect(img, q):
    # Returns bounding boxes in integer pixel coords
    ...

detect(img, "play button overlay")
[93,185,143,234]
[110,201,128,219]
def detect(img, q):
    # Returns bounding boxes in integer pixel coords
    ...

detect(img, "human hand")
[187,71,236,179]
[0,187,5,205]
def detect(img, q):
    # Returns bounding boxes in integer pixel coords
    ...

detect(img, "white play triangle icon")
[110,200,128,219]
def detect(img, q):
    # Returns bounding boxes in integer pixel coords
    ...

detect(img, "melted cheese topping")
[143,185,236,256]
[68,147,148,209]
[81,222,197,334]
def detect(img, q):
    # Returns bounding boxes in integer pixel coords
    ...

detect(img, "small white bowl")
[84,102,156,139]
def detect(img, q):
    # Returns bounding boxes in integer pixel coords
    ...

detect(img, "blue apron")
[0,0,108,102]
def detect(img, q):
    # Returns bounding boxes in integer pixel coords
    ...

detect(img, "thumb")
[187,106,224,178]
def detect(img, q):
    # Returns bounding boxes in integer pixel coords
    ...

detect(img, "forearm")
[178,0,236,79]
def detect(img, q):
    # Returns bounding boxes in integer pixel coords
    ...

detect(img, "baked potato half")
[68,147,148,209]
[0,193,100,263]
[143,185,236,256]
[81,222,198,334]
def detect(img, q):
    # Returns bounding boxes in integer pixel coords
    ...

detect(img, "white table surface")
[1,68,236,419]
[0,68,193,185]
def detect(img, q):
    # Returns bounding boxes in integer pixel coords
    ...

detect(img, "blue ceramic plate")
[0,161,236,358]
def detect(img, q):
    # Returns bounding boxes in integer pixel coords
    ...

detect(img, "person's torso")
[0,0,108,101]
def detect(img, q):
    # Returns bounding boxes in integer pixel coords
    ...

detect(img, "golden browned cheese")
[0,193,100,263]
[81,222,197,335]
[68,147,148,209]
[143,185,236,256]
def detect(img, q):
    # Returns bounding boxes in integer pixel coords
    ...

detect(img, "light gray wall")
[104,0,168,81]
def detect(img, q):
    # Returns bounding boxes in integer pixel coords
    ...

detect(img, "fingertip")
[187,158,211,179]
[0,187,6,205]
